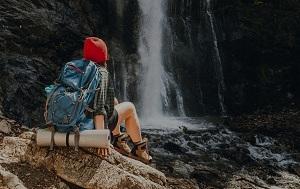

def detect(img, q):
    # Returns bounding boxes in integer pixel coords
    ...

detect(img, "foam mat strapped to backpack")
[36,129,111,148]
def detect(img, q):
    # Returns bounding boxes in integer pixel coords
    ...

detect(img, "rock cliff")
[0,0,139,126]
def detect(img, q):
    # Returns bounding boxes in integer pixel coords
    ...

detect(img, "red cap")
[83,37,109,64]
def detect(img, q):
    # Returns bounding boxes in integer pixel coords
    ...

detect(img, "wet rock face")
[164,0,300,115]
[0,0,95,126]
[0,0,140,126]
[214,0,300,114]
[164,0,221,115]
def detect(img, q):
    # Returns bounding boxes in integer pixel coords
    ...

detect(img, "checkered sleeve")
[94,66,109,116]
[105,74,115,118]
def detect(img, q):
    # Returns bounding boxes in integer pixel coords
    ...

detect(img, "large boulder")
[0,132,169,189]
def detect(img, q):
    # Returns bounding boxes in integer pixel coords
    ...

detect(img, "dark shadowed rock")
[163,142,187,154]
[0,0,140,126]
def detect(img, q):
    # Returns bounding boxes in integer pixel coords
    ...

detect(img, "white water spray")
[138,0,165,120]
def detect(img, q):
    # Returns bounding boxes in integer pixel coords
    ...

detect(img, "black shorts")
[108,109,119,131]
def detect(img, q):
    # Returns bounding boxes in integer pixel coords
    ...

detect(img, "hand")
[97,144,114,157]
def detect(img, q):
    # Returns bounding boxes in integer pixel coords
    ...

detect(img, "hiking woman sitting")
[83,37,152,164]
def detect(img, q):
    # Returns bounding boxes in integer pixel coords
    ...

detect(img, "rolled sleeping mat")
[36,129,111,148]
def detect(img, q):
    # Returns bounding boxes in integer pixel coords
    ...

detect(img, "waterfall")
[176,86,186,117]
[138,0,165,120]
[138,0,186,121]
[115,1,124,18]
[206,0,226,115]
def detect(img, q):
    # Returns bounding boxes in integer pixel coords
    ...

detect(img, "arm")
[94,115,105,130]
[93,66,111,156]
[94,66,109,129]
[114,97,119,105]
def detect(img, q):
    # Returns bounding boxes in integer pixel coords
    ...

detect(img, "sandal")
[112,133,131,155]
[130,138,152,164]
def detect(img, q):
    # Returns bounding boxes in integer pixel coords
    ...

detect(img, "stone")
[0,132,168,189]
[0,120,11,134]
[19,132,35,140]
[266,177,276,185]
[163,142,187,154]
[167,178,199,189]
[171,160,194,179]
[0,165,27,189]
[58,182,70,189]
[270,186,282,189]
[0,136,28,163]
[0,137,31,164]
[5,120,16,125]
[290,165,300,177]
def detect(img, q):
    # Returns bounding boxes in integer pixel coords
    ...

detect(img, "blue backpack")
[44,59,101,150]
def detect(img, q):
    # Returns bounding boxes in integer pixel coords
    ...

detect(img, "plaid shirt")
[93,65,115,118]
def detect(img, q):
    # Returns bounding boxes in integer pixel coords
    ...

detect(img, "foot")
[112,133,131,155]
[131,138,152,164]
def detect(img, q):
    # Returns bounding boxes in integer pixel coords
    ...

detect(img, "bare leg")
[112,102,152,163]
[113,102,142,143]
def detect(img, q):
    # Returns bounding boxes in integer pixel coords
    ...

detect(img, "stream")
[141,117,300,188]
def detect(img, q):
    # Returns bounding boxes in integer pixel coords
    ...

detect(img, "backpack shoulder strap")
[74,126,80,151]
[49,126,56,151]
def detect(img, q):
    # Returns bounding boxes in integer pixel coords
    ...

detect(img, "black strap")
[66,132,70,147]
[49,126,55,151]
[74,127,80,151]
[104,113,108,129]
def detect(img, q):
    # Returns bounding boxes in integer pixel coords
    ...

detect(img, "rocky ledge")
[0,118,198,189]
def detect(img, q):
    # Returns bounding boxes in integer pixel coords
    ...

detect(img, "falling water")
[206,0,226,115]
[176,88,186,116]
[138,0,165,120]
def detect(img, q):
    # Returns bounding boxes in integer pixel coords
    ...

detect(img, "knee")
[125,102,136,114]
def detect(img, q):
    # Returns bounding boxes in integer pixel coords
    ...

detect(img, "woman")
[83,37,152,164]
